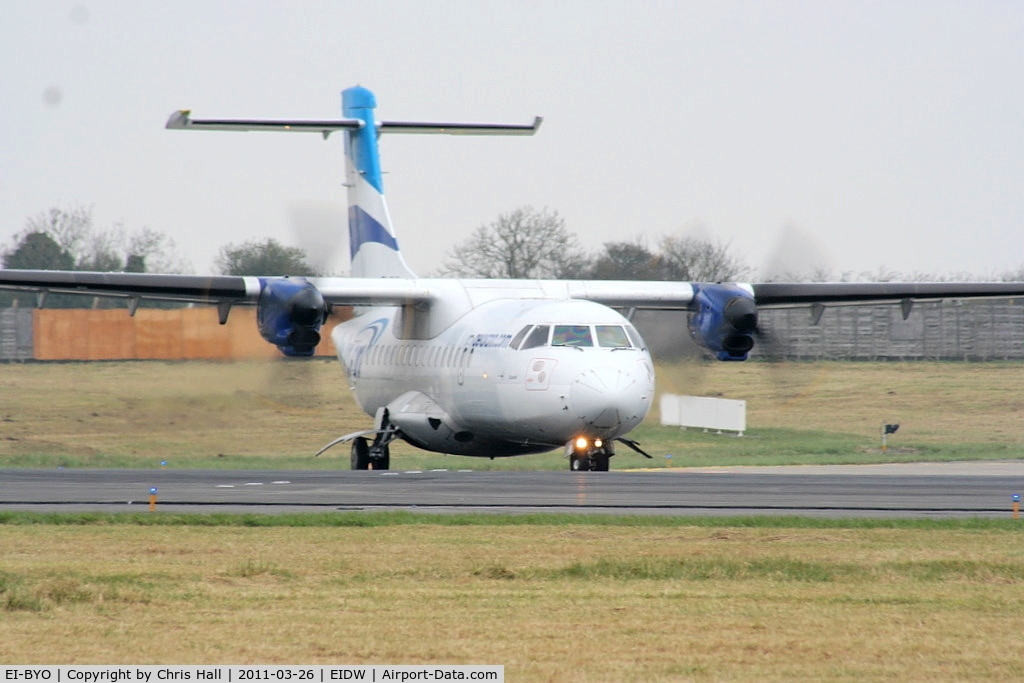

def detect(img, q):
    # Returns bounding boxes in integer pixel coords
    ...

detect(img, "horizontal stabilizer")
[166,111,541,137]
[379,118,543,135]
[166,110,363,136]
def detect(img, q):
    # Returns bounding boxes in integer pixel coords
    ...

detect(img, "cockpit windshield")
[511,323,639,350]
[552,325,593,347]
[595,325,631,348]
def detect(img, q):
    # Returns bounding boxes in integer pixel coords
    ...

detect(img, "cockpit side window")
[625,325,645,349]
[552,324,593,347]
[509,325,532,350]
[595,325,632,348]
[520,324,550,350]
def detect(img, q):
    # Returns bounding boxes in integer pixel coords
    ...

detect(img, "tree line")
[440,206,1024,284]
[438,206,751,282]
[3,203,1022,310]
[1,205,313,308]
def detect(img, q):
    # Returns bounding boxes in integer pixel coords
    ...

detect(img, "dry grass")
[655,359,1024,444]
[1,359,1021,468]
[0,359,359,465]
[2,523,1024,679]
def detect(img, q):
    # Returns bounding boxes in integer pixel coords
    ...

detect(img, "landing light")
[575,437,588,449]
[594,439,603,448]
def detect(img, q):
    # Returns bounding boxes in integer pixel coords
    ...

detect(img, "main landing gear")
[350,408,401,470]
[567,436,612,472]
[351,436,390,470]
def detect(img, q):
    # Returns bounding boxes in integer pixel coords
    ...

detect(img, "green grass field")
[1,359,1021,469]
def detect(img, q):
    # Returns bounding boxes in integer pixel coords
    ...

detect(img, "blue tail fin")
[342,86,417,279]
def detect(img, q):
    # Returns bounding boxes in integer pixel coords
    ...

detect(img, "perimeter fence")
[753,298,1024,361]
[632,298,1024,362]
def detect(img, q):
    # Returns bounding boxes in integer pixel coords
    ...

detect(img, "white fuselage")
[331,282,655,457]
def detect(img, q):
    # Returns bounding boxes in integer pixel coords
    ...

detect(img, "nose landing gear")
[567,436,612,472]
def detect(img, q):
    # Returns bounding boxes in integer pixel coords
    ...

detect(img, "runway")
[2,461,1024,518]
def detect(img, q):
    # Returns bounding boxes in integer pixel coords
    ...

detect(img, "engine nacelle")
[688,283,758,361]
[256,277,327,356]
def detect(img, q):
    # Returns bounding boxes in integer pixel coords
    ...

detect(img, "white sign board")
[660,394,746,435]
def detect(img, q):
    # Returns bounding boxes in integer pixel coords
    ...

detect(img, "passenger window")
[552,325,593,347]
[520,325,550,349]
[596,325,631,348]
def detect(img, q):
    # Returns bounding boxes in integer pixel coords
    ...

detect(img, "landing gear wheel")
[351,437,370,470]
[570,454,592,471]
[369,444,390,470]
[593,454,610,472]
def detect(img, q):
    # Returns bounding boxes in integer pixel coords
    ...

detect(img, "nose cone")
[570,366,651,433]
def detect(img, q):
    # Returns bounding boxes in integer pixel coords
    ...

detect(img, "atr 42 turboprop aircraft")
[3,85,1024,471]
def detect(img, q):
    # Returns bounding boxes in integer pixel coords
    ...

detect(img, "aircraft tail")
[342,86,542,279]
[167,86,542,279]
[342,87,415,279]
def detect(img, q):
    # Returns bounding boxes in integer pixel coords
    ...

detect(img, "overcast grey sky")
[3,1,1022,280]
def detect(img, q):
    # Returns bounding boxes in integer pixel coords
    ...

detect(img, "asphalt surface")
[2,461,1024,518]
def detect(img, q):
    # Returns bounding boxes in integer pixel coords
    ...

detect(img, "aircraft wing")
[3,270,1022,311]
[0,270,436,309]
[753,281,1024,307]
[0,270,257,307]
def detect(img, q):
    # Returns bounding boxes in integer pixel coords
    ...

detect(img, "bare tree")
[126,226,190,273]
[658,236,750,282]
[2,205,192,308]
[440,206,588,279]
[4,205,190,274]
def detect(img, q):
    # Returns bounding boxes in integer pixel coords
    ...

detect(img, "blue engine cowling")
[688,283,758,361]
[256,277,328,356]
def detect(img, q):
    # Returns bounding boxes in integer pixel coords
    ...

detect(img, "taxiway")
[2,462,1023,518]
